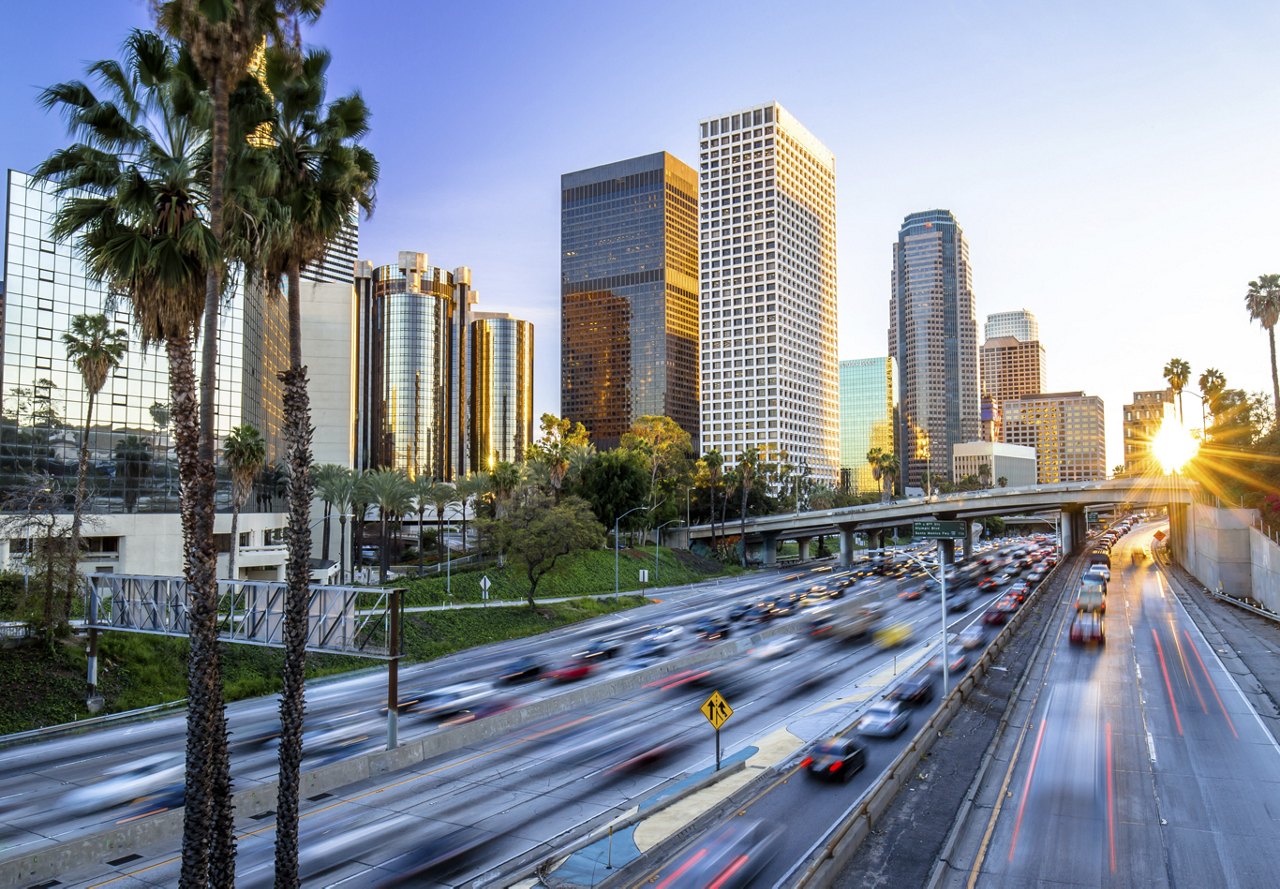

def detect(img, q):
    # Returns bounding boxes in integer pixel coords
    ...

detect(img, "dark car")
[582,638,623,660]
[728,602,753,621]
[497,655,543,684]
[659,818,782,888]
[948,592,976,612]
[694,618,731,641]
[801,737,867,783]
[888,671,934,706]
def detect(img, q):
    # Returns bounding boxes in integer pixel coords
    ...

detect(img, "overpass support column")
[939,538,956,568]
[868,528,883,551]
[838,525,856,567]
[962,519,975,560]
[761,532,779,567]
[1061,506,1087,555]
[797,537,812,563]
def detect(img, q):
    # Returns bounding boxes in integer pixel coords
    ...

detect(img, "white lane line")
[1136,664,1142,682]
[1147,731,1158,764]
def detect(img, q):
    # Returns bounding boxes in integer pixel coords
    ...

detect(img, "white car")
[62,752,185,813]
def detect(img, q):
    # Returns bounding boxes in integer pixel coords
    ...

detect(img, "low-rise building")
[953,441,1038,488]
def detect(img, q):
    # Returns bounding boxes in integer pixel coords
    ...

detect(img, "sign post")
[912,521,966,697]
[700,690,734,770]
[480,574,491,605]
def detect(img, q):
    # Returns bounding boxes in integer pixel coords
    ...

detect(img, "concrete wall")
[1250,525,1280,614]
[1176,504,1258,599]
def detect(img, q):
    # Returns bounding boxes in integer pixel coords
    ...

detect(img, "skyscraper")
[698,102,839,480]
[470,312,534,470]
[888,209,979,488]
[302,211,359,285]
[1002,391,1106,482]
[980,335,1046,437]
[1123,389,1175,476]
[560,152,699,451]
[839,357,898,495]
[984,309,1039,343]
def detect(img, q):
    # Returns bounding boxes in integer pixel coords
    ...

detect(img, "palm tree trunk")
[339,515,348,584]
[227,505,239,583]
[274,263,315,889]
[1270,327,1280,422]
[436,508,444,562]
[65,389,96,627]
[169,334,228,889]
[417,508,425,576]
[321,500,332,562]
[740,482,748,568]
[379,514,389,582]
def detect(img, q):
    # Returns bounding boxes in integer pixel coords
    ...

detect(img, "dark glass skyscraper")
[561,152,699,450]
[888,209,979,489]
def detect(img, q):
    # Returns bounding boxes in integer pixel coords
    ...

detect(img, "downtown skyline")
[2,1,1277,473]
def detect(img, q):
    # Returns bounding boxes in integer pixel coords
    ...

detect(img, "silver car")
[857,700,911,738]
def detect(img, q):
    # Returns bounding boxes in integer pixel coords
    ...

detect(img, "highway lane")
[40,557,1018,887]
[0,572,778,856]
[958,526,1280,888]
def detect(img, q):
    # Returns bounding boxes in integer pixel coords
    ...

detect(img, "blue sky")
[4,0,1278,471]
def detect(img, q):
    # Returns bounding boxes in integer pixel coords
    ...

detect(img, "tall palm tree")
[222,425,265,583]
[866,447,886,503]
[252,43,377,884]
[62,313,128,623]
[489,460,522,519]
[878,452,900,502]
[362,469,411,583]
[1246,274,1280,420]
[312,462,348,561]
[703,449,723,550]
[410,475,435,575]
[430,481,457,563]
[313,465,355,581]
[454,474,486,554]
[1198,368,1226,434]
[1163,357,1192,424]
[737,448,760,567]
[33,33,230,880]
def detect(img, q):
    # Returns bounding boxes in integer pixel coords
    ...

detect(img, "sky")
[3,0,1278,473]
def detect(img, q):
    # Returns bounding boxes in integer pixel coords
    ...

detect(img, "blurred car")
[888,671,934,705]
[439,696,519,726]
[693,618,732,641]
[497,655,544,684]
[898,586,925,601]
[801,737,867,782]
[728,602,753,621]
[874,621,913,649]
[958,624,986,650]
[547,656,597,682]
[977,577,999,593]
[765,596,795,618]
[1007,581,1031,600]
[404,681,495,719]
[752,635,804,660]
[927,651,970,674]
[658,818,782,888]
[947,591,976,612]
[582,638,624,659]
[114,782,185,824]
[1076,587,1106,613]
[858,700,911,737]
[1069,611,1106,645]
[370,826,488,888]
[983,606,1012,626]
[63,752,185,814]
[811,564,834,573]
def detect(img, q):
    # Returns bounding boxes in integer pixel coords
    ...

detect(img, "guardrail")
[1207,584,1280,624]
[789,552,1070,887]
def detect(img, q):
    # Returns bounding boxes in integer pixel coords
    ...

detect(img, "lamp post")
[655,519,680,583]
[615,505,651,596]
[899,548,952,696]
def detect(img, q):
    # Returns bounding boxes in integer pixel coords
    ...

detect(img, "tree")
[361,469,410,582]
[453,474,486,554]
[867,447,885,503]
[1163,357,1192,424]
[409,475,434,575]
[488,460,522,519]
[879,451,900,502]
[222,425,265,583]
[1246,274,1280,423]
[736,448,761,567]
[62,313,128,624]
[621,416,692,514]
[702,448,724,549]
[114,436,153,514]
[486,491,604,606]
[998,476,1009,488]
[312,462,349,562]
[313,466,356,583]
[429,482,457,564]
[254,42,377,883]
[576,449,649,533]
[526,413,590,503]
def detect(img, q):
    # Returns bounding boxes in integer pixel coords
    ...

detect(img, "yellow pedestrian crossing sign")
[700,690,734,730]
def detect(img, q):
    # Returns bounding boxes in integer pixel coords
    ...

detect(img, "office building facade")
[470,312,534,469]
[838,357,898,495]
[889,209,980,488]
[1002,391,1106,483]
[561,152,699,451]
[699,102,839,480]
[984,309,1039,343]
[1123,389,1176,476]
[980,335,1046,433]
[953,440,1038,488]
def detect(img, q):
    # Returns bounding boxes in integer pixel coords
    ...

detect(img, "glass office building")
[561,152,700,451]
[1002,391,1106,483]
[470,312,534,469]
[888,209,980,488]
[1,170,286,513]
[839,357,898,494]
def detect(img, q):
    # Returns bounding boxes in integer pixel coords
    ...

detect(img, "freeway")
[942,526,1280,888]
[9,545,1037,887]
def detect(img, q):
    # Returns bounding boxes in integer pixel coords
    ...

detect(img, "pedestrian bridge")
[675,477,1195,566]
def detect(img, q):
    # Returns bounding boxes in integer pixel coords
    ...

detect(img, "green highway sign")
[912,520,967,540]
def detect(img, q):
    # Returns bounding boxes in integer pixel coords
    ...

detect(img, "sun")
[1150,419,1199,474]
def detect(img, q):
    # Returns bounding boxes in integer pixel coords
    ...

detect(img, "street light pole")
[615,505,651,596]
[655,519,680,583]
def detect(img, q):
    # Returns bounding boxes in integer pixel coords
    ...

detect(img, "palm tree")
[361,469,411,582]
[1246,274,1280,420]
[489,460,522,519]
[312,462,349,562]
[62,313,128,622]
[313,465,355,580]
[703,449,723,550]
[878,451,900,502]
[410,475,435,575]
[1198,368,1226,434]
[866,447,886,503]
[34,34,230,878]
[222,425,265,583]
[430,482,457,564]
[1163,357,1191,424]
[737,447,760,567]
[454,475,486,554]
[253,44,377,882]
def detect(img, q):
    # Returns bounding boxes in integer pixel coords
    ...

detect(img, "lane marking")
[1151,627,1183,736]
[1183,628,1238,739]
[1146,731,1157,764]
[1106,721,1116,873]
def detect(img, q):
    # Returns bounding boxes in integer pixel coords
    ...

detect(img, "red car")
[978,577,999,592]
[546,657,596,682]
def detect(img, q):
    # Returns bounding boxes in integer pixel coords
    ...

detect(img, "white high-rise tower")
[697,102,838,481]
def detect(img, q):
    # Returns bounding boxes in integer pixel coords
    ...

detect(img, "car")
[62,753,185,814]
[582,638,624,660]
[765,597,795,618]
[404,681,495,719]
[977,577,999,593]
[858,700,911,737]
[948,592,976,612]
[898,586,924,601]
[752,635,804,660]
[1070,611,1105,645]
[888,671,934,705]
[958,624,985,650]
[497,656,543,684]
[546,656,596,682]
[643,625,683,644]
[874,621,913,649]
[801,737,867,782]
[693,618,731,641]
[1076,587,1106,613]
[744,602,775,623]
[727,602,753,621]
[811,564,834,573]
[1092,565,1112,581]
[983,606,1012,626]
[659,818,782,888]
[927,651,971,674]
